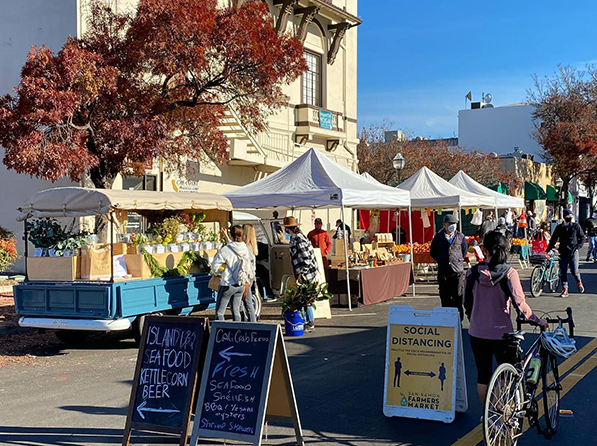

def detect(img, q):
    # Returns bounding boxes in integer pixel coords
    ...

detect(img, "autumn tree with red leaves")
[0,0,306,188]
[529,65,597,214]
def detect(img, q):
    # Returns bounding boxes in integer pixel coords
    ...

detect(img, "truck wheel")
[55,330,89,345]
[132,315,146,344]
[132,312,164,344]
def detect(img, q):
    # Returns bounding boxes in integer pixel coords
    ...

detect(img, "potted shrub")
[53,232,89,257]
[25,219,82,281]
[0,226,18,273]
[280,282,332,336]
[25,218,68,257]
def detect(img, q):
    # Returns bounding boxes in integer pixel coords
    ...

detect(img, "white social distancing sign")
[383,306,467,423]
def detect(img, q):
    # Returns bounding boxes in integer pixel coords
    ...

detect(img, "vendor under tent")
[224,148,415,309]
[449,170,524,210]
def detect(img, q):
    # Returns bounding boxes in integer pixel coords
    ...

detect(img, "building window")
[302,51,322,107]
[122,175,157,233]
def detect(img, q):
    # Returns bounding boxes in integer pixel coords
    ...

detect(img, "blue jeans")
[559,250,582,289]
[215,285,243,321]
[302,306,315,324]
[587,236,597,260]
[241,281,257,323]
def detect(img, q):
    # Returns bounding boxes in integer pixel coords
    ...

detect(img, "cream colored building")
[0,0,361,272]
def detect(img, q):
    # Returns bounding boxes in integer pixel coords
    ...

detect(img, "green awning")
[488,182,508,195]
[525,181,547,200]
[546,185,573,202]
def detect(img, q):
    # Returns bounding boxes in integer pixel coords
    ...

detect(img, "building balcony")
[294,104,346,149]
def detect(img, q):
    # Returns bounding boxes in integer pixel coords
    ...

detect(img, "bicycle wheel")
[252,288,262,319]
[530,266,544,297]
[542,353,561,437]
[548,263,560,293]
[484,363,525,446]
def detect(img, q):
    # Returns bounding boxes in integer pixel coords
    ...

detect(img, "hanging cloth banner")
[422,211,431,229]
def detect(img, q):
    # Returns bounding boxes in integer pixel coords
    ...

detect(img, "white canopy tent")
[449,170,524,210]
[396,166,496,235]
[17,187,232,221]
[226,149,410,210]
[397,166,496,209]
[225,148,414,309]
[360,171,382,184]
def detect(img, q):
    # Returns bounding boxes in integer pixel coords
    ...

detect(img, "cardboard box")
[81,245,112,280]
[152,252,184,269]
[27,257,80,281]
[125,254,152,279]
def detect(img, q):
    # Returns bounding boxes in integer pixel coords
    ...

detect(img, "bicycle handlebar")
[516,307,575,337]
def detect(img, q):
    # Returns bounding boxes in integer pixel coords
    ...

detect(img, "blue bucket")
[284,311,304,336]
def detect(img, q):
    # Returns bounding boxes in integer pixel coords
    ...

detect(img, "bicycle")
[529,251,560,297]
[483,307,576,446]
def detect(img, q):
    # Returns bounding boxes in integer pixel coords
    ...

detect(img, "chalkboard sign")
[190,322,303,446]
[122,316,209,446]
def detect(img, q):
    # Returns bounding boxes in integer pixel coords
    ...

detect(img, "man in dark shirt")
[430,214,469,319]
[547,209,585,297]
[584,209,597,262]
[333,219,351,240]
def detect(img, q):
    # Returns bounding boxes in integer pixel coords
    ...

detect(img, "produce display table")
[325,262,413,306]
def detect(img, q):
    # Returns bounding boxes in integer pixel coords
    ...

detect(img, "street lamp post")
[393,153,405,185]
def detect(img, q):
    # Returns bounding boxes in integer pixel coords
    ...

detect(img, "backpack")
[228,245,254,286]
[464,264,521,321]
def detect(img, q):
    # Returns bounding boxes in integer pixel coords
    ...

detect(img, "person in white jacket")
[211,225,250,321]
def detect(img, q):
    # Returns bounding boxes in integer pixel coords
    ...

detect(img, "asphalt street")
[2,252,597,446]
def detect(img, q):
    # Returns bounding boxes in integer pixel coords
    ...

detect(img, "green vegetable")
[141,249,210,278]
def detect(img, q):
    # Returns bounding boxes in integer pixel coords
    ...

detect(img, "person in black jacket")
[546,209,585,297]
[584,209,597,262]
[430,214,469,319]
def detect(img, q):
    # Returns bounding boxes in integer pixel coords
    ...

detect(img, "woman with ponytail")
[464,230,547,402]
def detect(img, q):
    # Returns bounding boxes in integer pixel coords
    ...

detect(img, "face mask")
[447,224,457,233]
[564,217,572,223]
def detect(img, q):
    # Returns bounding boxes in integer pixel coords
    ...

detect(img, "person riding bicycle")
[464,231,547,403]
[546,209,585,297]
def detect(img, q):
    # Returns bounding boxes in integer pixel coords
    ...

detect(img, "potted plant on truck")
[280,281,332,336]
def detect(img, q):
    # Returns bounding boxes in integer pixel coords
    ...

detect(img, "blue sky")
[357,1,597,139]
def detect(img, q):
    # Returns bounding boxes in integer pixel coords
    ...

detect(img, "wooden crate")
[27,257,80,281]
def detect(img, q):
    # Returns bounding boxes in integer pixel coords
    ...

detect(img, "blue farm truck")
[13,187,233,344]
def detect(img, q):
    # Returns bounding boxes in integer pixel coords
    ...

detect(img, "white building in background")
[458,103,543,156]
[0,0,361,272]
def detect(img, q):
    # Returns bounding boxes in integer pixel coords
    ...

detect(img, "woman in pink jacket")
[464,230,547,402]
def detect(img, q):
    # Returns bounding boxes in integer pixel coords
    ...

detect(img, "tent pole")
[409,206,415,297]
[397,210,401,244]
[387,211,390,233]
[459,206,462,232]
[341,204,352,311]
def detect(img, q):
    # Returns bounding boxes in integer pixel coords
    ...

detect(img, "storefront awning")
[525,181,547,201]
[488,182,508,195]
[546,185,573,202]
